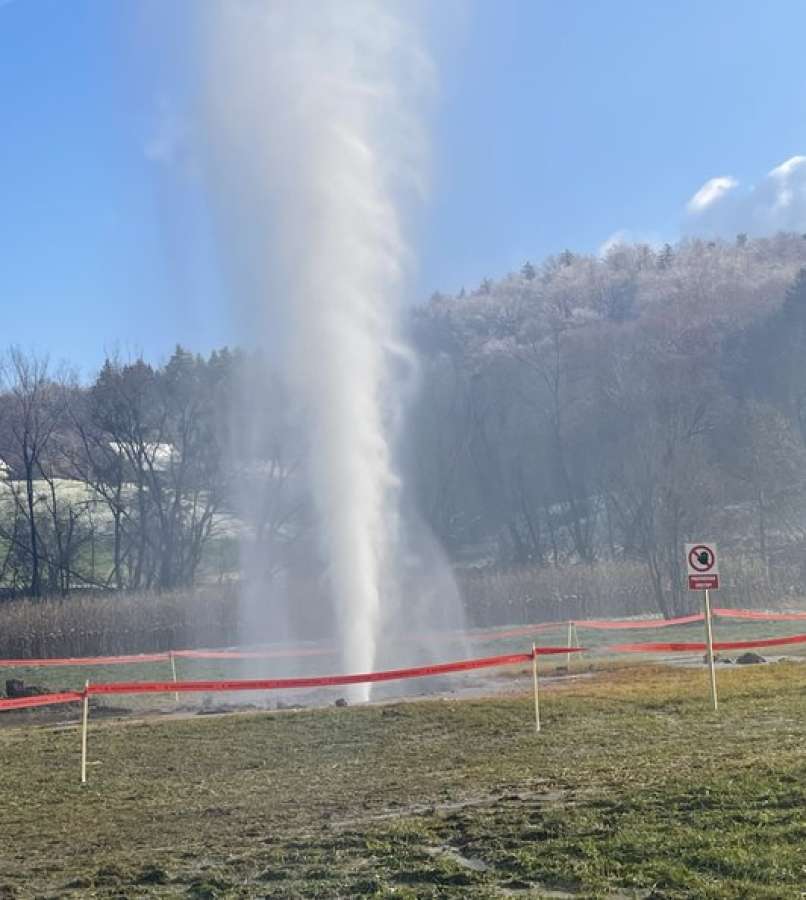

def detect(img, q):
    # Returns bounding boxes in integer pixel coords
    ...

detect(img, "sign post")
[685,543,719,712]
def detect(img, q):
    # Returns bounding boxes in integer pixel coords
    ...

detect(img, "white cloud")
[686,176,738,213]
[686,156,806,236]
[769,156,806,179]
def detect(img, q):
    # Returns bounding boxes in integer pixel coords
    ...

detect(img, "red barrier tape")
[574,613,704,630]
[714,607,806,622]
[0,647,335,668]
[611,633,806,653]
[0,653,171,668]
[87,649,580,697]
[0,647,585,712]
[183,623,565,656]
[174,647,332,661]
[0,691,83,711]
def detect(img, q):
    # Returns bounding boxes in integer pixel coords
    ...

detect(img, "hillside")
[407,234,806,615]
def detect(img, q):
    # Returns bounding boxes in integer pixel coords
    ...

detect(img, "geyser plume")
[202,1,452,699]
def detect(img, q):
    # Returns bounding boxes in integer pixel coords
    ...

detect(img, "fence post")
[566,621,574,669]
[532,643,541,733]
[80,679,90,785]
[170,651,179,703]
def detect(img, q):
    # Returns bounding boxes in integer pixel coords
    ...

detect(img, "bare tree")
[0,349,73,597]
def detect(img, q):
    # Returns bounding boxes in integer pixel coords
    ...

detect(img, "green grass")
[0,662,805,898]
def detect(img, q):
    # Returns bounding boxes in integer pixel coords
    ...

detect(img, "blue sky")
[2,0,805,375]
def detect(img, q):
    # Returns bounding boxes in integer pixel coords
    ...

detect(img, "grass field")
[0,661,804,898]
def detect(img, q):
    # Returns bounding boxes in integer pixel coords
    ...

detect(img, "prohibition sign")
[688,544,716,574]
[683,541,720,712]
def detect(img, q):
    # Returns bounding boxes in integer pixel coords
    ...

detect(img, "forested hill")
[3,233,806,619]
[407,234,806,614]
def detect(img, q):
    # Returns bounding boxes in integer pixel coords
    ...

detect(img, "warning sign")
[685,543,719,590]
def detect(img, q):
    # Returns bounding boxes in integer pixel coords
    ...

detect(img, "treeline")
[407,233,806,615]
[3,233,806,617]
[0,348,306,598]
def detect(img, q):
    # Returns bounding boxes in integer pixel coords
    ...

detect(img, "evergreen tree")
[657,243,674,270]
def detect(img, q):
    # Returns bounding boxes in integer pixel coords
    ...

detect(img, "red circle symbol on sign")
[688,545,714,572]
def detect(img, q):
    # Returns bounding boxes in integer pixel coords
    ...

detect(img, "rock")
[4,679,24,697]
[334,697,348,707]
[5,679,49,698]
[736,651,766,665]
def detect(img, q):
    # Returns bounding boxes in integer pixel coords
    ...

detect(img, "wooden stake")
[170,651,179,703]
[566,621,574,670]
[703,588,718,712]
[532,643,541,733]
[81,679,89,785]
